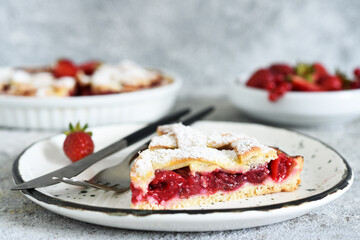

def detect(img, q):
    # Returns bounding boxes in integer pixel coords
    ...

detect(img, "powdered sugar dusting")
[207,132,249,148]
[149,134,177,149]
[91,61,160,88]
[156,123,207,148]
[12,70,32,83]
[231,137,273,155]
[0,67,13,84]
[132,150,155,177]
[172,124,207,148]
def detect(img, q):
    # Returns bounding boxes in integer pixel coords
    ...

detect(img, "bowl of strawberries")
[229,62,360,126]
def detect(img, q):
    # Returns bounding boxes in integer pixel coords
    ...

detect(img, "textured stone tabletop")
[1,98,359,240]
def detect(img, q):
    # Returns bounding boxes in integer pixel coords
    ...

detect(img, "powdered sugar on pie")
[0,59,172,97]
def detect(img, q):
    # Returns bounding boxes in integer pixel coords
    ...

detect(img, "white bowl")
[0,78,181,130]
[228,77,360,126]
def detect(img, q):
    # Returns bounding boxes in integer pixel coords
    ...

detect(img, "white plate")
[13,121,353,232]
[0,77,181,130]
[228,76,360,126]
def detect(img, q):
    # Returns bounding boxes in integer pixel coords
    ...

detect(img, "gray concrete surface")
[1,98,359,239]
[0,0,360,96]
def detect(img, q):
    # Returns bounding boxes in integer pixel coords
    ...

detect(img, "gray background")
[1,0,359,96]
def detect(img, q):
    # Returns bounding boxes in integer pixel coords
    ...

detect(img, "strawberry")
[294,63,315,82]
[78,61,101,75]
[53,59,78,78]
[313,63,329,79]
[319,76,342,91]
[351,80,360,89]
[246,69,274,89]
[291,75,325,91]
[354,68,360,78]
[274,74,286,84]
[350,68,360,89]
[63,122,94,162]
[336,70,352,89]
[269,64,293,76]
[294,62,329,83]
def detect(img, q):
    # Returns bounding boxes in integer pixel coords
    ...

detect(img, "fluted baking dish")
[0,78,181,130]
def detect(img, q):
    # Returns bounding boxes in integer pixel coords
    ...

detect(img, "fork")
[55,106,215,192]
[56,141,148,193]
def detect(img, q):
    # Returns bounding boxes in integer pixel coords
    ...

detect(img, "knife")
[11,108,191,190]
[12,106,215,190]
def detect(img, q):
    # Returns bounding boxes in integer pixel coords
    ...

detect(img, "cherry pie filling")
[131,152,296,205]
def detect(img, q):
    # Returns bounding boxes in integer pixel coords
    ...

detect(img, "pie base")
[131,156,303,210]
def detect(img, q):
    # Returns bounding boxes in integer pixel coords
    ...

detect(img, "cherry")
[174,167,192,179]
[245,167,269,183]
[268,153,296,182]
[179,173,201,198]
[214,171,241,191]
[53,59,78,78]
[269,158,280,180]
[148,170,185,202]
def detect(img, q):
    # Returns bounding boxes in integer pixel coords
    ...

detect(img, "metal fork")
[55,141,148,193]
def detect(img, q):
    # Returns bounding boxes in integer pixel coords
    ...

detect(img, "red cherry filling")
[147,171,185,202]
[269,152,296,182]
[245,166,270,183]
[131,154,297,205]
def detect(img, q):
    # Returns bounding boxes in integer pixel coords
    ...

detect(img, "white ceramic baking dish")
[0,78,181,130]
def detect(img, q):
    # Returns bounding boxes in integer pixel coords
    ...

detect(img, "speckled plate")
[12,121,353,232]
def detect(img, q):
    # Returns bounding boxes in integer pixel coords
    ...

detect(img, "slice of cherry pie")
[130,123,303,210]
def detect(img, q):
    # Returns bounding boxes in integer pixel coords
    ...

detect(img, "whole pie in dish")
[130,123,304,210]
[0,59,171,97]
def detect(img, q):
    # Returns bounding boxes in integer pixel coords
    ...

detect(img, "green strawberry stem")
[294,63,315,82]
[64,122,92,136]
